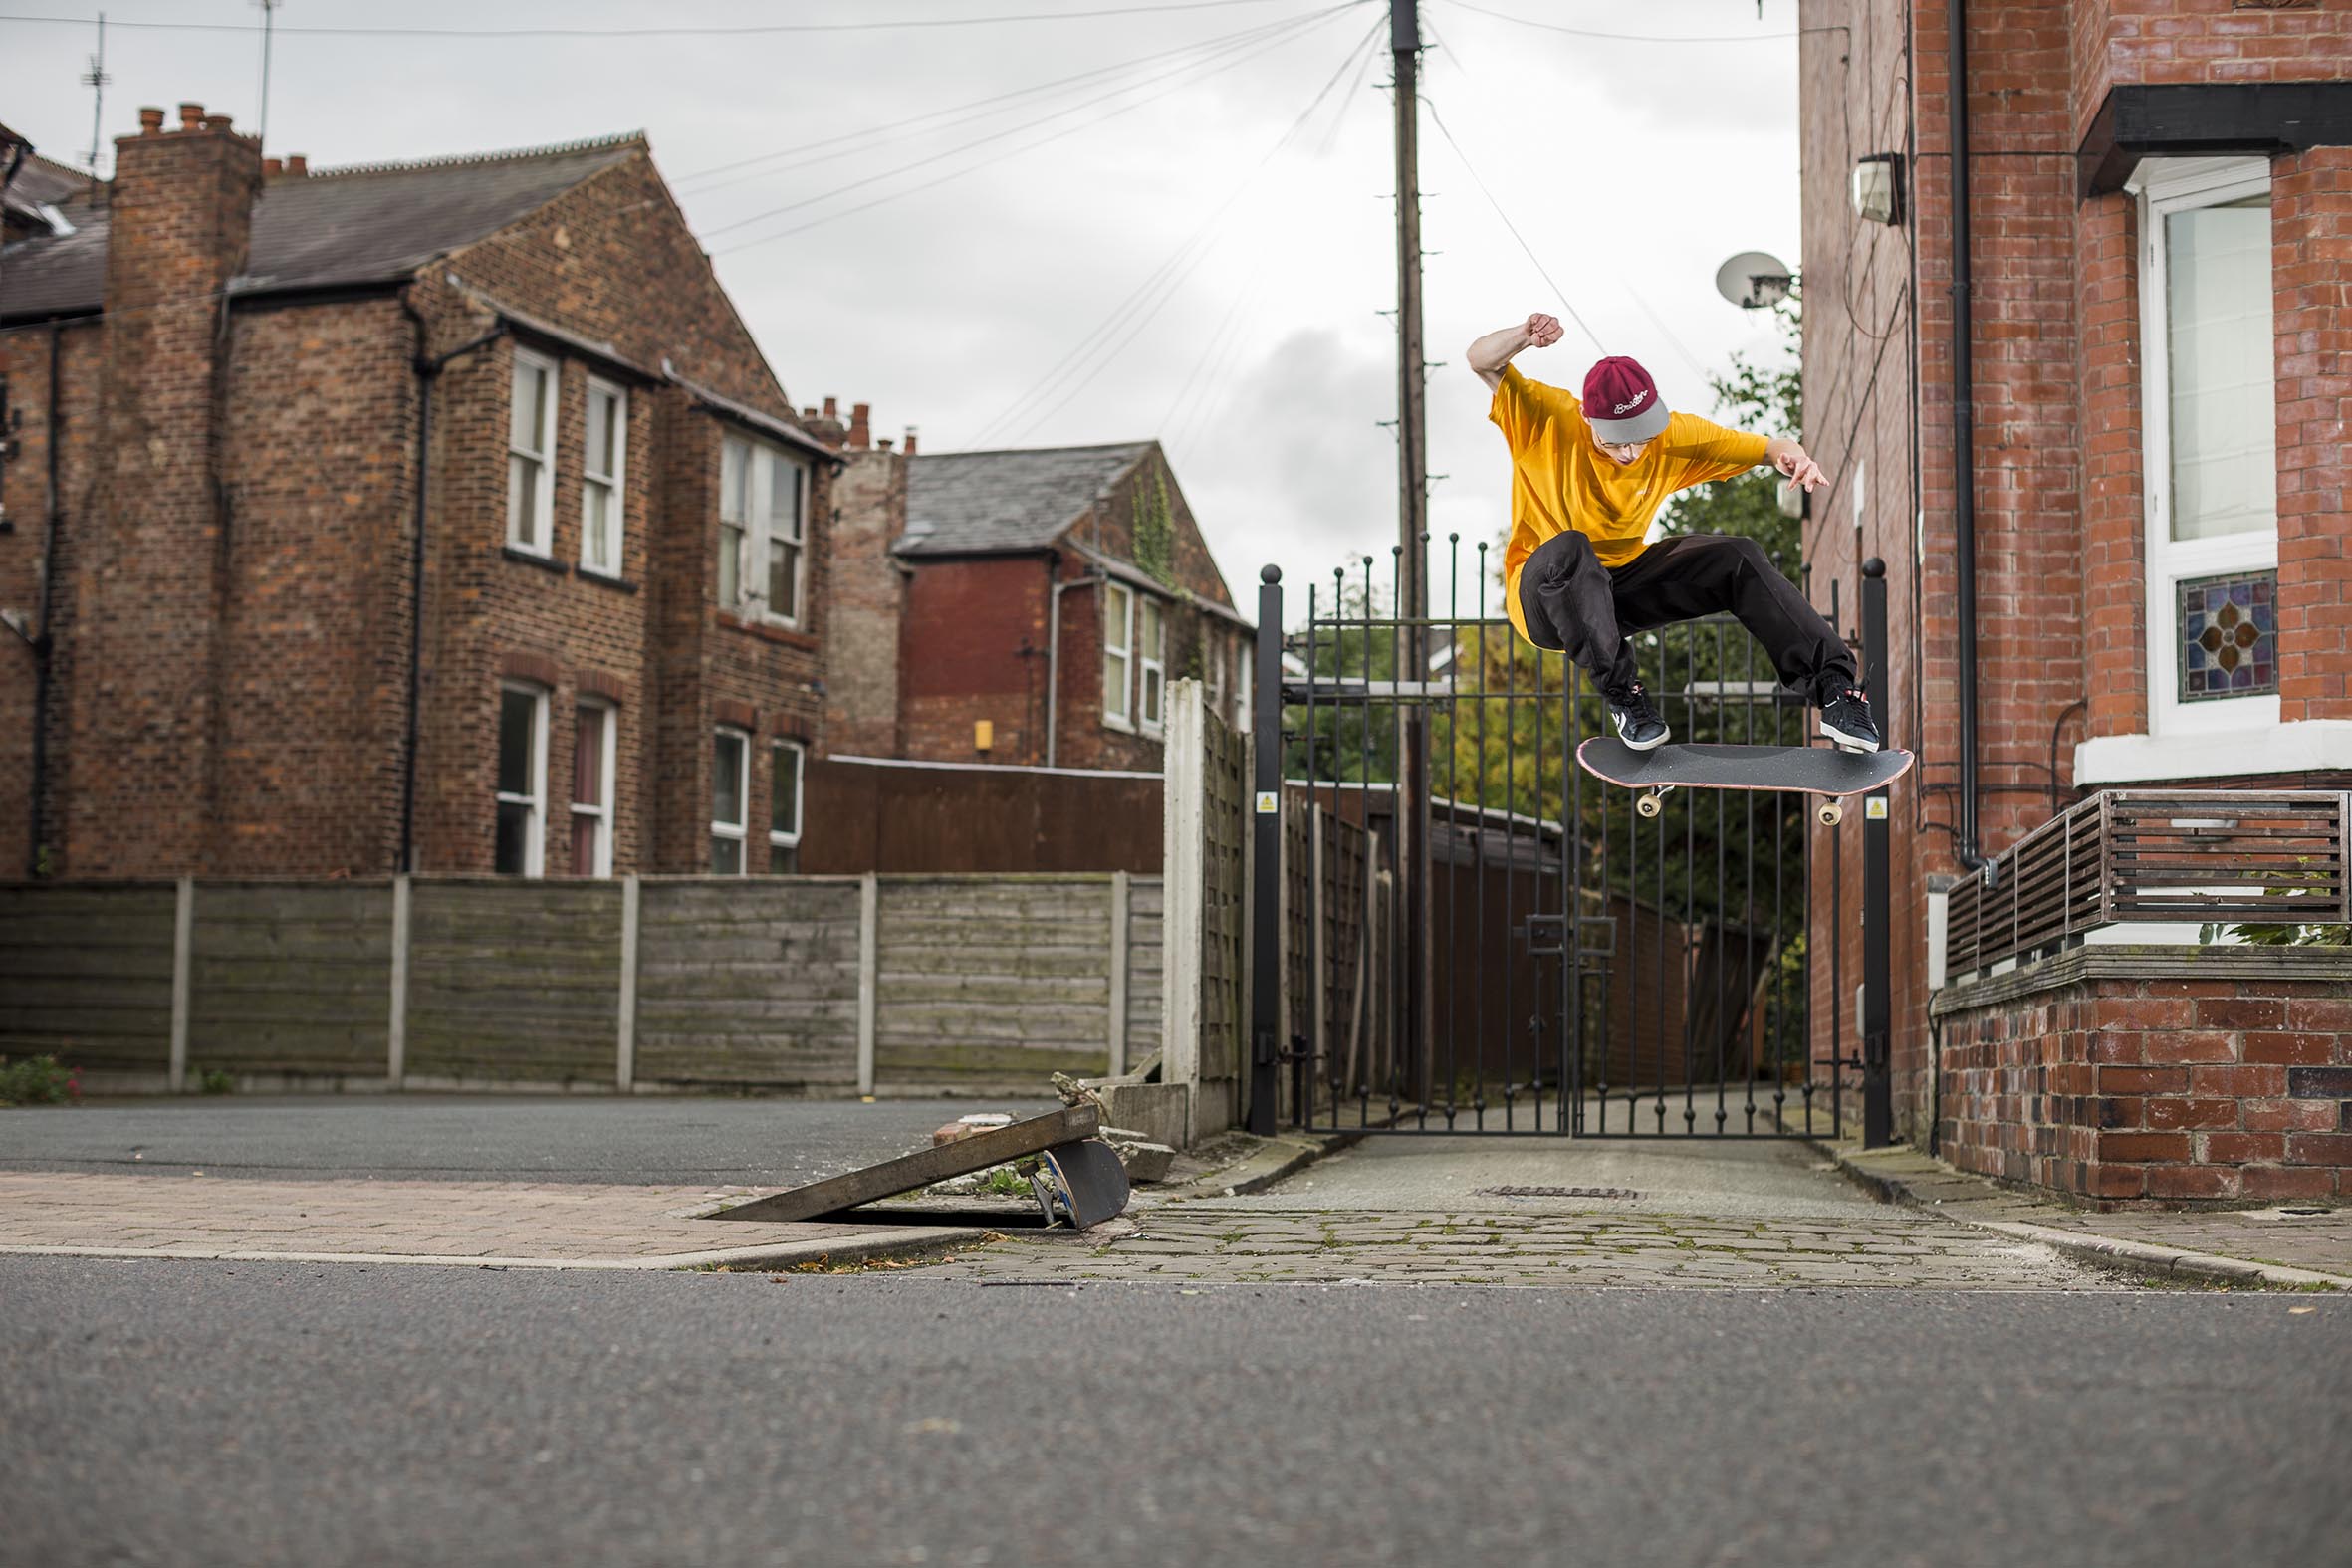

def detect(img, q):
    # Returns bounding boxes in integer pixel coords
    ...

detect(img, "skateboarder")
[1468,312,1880,753]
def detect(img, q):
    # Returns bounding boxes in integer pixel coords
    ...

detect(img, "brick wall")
[823,446,908,757]
[1933,947,2352,1204]
[900,554,1056,764]
[4,126,829,881]
[1797,0,2352,1147]
[67,107,263,876]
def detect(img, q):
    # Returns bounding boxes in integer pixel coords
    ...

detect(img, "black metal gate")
[1248,543,1844,1140]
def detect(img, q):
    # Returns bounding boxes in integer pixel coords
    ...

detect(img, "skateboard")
[1030,1139,1131,1231]
[1576,737,1915,827]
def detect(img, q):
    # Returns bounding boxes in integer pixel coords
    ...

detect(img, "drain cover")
[1477,1186,1641,1201]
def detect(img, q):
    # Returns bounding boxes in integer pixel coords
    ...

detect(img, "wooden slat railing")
[1946,791,2350,981]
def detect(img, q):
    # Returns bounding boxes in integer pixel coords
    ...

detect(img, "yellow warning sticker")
[1865,796,1889,819]
[1256,791,1280,814]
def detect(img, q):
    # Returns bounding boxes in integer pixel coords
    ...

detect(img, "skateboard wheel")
[1636,793,1663,819]
[1816,800,1844,826]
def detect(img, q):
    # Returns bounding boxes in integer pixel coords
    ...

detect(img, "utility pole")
[1390,0,1432,1097]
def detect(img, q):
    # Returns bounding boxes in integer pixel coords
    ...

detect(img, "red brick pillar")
[2272,146,2352,724]
[66,104,262,875]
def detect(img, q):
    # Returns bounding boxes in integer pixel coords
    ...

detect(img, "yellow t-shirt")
[1490,364,1771,643]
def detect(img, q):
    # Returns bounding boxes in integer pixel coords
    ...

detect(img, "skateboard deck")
[1031,1139,1131,1231]
[1577,738,1914,825]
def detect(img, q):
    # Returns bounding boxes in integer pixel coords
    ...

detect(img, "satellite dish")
[1715,251,1794,310]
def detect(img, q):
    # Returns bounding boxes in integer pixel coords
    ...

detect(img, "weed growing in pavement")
[199,1069,234,1095]
[0,1055,80,1107]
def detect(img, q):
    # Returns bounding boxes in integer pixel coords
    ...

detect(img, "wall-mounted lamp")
[1852,152,1904,225]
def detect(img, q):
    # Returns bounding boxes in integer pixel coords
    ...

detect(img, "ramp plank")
[707,1105,1099,1223]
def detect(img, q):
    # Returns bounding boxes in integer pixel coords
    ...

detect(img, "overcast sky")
[3,0,1804,623]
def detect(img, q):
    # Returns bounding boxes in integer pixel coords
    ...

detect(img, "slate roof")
[1,133,643,322]
[898,443,1154,557]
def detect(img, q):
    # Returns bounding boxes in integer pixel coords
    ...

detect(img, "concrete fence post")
[857,873,879,1097]
[168,877,194,1094]
[387,874,411,1089]
[1162,683,1204,1142]
[1108,870,1131,1077]
[616,873,641,1092]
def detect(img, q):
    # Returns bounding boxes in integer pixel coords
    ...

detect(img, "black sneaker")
[1820,686,1881,752]
[1608,682,1670,751]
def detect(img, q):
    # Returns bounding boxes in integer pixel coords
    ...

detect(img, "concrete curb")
[1803,1142,2349,1292]
[0,1225,993,1274]
[1965,1222,2352,1292]
[1168,1130,1362,1200]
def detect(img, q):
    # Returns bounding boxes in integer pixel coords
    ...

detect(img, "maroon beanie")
[1582,356,1669,443]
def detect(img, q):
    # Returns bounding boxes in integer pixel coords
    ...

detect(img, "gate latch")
[1522,914,1565,956]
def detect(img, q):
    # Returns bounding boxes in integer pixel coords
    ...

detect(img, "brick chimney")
[903,427,919,457]
[847,402,871,452]
[67,101,264,875]
[286,154,307,175]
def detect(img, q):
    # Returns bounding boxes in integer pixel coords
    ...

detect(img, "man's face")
[1592,430,1654,467]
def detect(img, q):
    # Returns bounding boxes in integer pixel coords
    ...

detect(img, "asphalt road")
[0,1096,1056,1186]
[4,1256,2343,1568]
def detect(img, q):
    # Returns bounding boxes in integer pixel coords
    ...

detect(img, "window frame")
[507,348,559,557]
[711,726,751,876]
[717,433,811,628]
[2132,155,2279,740]
[1102,581,1135,732]
[1138,596,1166,737]
[495,681,549,878]
[570,697,616,878]
[580,377,628,577]
[768,738,805,875]
[1235,638,1254,740]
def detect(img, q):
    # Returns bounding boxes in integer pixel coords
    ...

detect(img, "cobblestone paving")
[913,1201,2125,1290]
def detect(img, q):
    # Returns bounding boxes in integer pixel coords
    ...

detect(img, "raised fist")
[1525,314,1564,348]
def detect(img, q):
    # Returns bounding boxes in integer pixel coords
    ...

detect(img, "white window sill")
[2075,720,2352,784]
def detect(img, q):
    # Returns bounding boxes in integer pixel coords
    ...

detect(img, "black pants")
[1518,531,1855,706]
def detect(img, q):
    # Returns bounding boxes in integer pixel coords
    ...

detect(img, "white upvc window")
[1139,597,1167,735]
[1103,582,1134,730]
[495,682,548,877]
[717,434,810,626]
[711,727,750,875]
[581,379,627,576]
[2134,156,2278,739]
[570,698,615,877]
[507,349,558,555]
[1204,634,1225,720]
[769,739,805,874]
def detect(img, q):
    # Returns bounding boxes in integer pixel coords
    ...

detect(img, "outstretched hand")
[1773,444,1827,493]
[1523,313,1564,349]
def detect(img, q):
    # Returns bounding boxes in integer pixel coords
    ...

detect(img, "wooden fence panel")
[0,884,177,1070]
[404,880,622,1082]
[188,882,392,1076]
[633,878,863,1088]
[1125,876,1164,1069]
[873,876,1114,1088]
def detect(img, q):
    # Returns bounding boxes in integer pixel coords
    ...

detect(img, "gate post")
[1861,559,1894,1148]
[1249,566,1284,1135]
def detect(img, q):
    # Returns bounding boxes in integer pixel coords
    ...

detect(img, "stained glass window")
[2177,570,2277,702]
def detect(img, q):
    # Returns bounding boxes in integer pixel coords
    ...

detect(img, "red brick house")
[1797,2,2351,1196]
[0,103,839,880]
[823,426,1253,770]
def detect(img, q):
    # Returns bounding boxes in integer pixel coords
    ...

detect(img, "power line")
[669,13,1318,194]
[975,15,1382,447]
[1418,96,1604,356]
[0,0,1331,38]
[713,10,1356,258]
[700,5,1352,244]
[1437,0,1797,44]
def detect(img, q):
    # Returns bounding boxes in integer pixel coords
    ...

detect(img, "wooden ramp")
[708,1104,1101,1225]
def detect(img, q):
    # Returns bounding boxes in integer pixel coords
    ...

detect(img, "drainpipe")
[1949,0,1991,878]
[1045,561,1105,769]
[397,293,505,873]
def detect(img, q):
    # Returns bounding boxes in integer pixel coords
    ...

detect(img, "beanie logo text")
[1611,390,1650,414]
